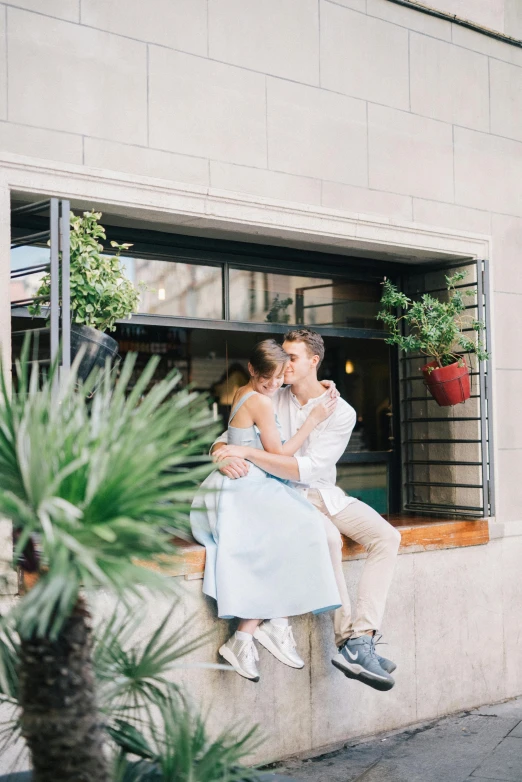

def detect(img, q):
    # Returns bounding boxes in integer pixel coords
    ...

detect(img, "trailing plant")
[0,342,221,781]
[28,210,145,332]
[377,272,489,369]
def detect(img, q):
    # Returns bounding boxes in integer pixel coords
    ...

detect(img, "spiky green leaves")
[0,346,218,639]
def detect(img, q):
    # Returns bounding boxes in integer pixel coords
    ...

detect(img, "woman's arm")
[248,395,284,455]
[218,397,336,480]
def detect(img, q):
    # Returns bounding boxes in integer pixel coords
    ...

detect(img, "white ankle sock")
[235,630,253,642]
[270,617,289,627]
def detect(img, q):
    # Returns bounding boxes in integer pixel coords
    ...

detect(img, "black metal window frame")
[11,198,494,519]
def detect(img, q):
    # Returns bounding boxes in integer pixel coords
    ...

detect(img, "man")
[212,328,401,691]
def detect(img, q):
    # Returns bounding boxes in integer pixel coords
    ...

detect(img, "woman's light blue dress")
[190,391,341,619]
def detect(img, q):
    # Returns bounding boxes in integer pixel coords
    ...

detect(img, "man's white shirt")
[214,385,357,517]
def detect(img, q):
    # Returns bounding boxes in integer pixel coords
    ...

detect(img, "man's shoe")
[332,635,395,691]
[254,621,305,669]
[373,634,397,674]
[219,635,260,682]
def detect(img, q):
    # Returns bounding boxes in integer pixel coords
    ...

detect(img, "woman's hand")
[309,396,338,425]
[320,379,340,400]
[217,445,252,461]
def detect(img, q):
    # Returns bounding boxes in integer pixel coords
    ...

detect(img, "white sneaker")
[254,621,304,669]
[219,634,260,682]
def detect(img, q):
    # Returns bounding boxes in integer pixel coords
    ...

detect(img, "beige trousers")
[307,490,401,648]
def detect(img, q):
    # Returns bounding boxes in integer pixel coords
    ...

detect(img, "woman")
[190,340,341,682]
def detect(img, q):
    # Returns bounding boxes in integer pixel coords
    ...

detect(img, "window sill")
[17,517,490,593]
[140,516,490,581]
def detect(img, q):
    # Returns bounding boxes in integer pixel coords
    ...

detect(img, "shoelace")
[368,633,379,659]
[281,625,297,650]
[244,640,259,664]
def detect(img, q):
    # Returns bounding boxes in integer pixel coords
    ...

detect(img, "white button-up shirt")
[214,385,357,517]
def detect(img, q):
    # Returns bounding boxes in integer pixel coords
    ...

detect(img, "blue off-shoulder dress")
[190,391,341,620]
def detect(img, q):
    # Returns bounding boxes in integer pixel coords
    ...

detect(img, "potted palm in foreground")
[0,344,221,781]
[0,602,260,781]
[28,210,143,380]
[377,272,489,406]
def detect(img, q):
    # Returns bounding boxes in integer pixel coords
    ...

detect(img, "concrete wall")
[1,0,522,765]
[2,0,520,527]
[2,535,520,768]
[427,0,516,36]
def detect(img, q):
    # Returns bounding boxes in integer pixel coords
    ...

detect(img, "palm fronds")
[0,343,218,639]
[110,694,260,782]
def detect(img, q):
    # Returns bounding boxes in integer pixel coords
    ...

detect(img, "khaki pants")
[307,490,401,648]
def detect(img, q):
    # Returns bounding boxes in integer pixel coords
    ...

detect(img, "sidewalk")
[269,696,522,782]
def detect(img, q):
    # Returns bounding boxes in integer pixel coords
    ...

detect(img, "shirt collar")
[289,388,328,409]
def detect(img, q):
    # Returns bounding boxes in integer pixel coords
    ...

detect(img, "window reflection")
[229,269,381,327]
[337,463,388,515]
[10,246,49,305]
[125,258,223,320]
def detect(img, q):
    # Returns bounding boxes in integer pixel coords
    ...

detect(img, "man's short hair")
[284,328,325,369]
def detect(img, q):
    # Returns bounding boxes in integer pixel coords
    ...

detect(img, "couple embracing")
[191,329,401,692]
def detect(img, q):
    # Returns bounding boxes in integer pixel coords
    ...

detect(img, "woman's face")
[250,362,287,396]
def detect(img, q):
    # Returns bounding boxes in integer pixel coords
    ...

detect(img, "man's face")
[282,340,318,385]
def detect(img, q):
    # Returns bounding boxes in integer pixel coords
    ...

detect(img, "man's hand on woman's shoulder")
[320,379,341,400]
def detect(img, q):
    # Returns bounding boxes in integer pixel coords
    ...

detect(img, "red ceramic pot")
[421,360,470,407]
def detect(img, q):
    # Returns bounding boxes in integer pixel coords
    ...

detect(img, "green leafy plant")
[265,295,293,324]
[28,210,145,332]
[0,343,221,781]
[377,272,489,369]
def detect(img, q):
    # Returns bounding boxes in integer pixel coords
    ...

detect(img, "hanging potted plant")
[28,210,144,380]
[377,272,489,407]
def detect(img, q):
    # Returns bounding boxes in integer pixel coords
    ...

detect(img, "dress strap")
[229,391,258,425]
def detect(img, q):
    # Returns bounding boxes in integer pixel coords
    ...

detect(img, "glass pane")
[123,258,223,320]
[336,463,388,515]
[10,246,49,305]
[321,336,392,452]
[228,269,381,327]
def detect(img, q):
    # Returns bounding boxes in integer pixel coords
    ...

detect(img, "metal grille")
[10,197,71,390]
[399,259,495,518]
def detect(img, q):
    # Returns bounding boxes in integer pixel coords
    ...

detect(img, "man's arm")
[294,404,356,484]
[211,432,250,480]
[229,404,356,483]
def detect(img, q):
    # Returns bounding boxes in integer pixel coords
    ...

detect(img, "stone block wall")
[1,2,521,530]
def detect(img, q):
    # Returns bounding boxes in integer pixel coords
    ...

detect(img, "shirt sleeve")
[294,404,356,484]
[209,430,228,455]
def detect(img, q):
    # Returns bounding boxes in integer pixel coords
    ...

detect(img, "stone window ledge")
[140,516,490,581]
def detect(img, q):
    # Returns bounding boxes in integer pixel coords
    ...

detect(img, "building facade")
[1,0,522,765]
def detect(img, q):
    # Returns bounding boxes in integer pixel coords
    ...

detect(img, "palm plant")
[0,343,220,781]
[0,604,260,781]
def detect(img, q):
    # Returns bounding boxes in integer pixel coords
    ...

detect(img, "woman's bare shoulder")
[246,392,273,413]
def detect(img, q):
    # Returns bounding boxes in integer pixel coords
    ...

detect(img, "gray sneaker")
[373,634,397,674]
[219,635,260,682]
[332,634,395,691]
[254,621,304,669]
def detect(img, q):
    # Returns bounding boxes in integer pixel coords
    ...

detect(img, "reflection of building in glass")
[10,246,49,304]
[229,270,381,327]
[133,259,222,319]
[229,269,334,324]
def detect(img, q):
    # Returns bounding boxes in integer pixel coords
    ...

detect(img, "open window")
[10,196,494,523]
